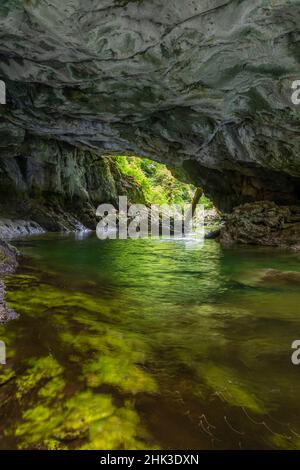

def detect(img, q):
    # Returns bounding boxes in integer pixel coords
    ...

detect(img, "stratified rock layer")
[0,1,300,221]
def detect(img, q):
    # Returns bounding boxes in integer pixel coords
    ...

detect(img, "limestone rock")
[0,239,18,274]
[0,0,299,217]
[220,201,300,247]
[0,240,18,323]
[0,218,44,239]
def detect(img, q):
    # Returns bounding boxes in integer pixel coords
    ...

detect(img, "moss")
[43,439,67,450]
[63,392,115,427]
[80,401,154,450]
[59,317,157,395]
[0,367,15,385]
[114,155,195,206]
[14,392,114,448]
[5,278,112,321]
[82,354,158,394]
[38,376,65,400]
[16,356,63,400]
[15,404,62,447]
[5,274,39,290]
[14,389,154,450]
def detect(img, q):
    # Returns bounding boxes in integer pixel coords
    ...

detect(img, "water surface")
[0,233,300,449]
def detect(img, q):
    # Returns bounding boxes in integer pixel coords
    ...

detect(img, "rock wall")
[0,0,300,225]
[220,201,300,249]
[0,134,145,230]
[0,240,18,322]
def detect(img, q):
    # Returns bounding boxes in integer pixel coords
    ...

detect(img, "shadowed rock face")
[220,201,300,248]
[0,0,300,216]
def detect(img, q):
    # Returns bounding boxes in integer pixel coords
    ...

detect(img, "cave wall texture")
[0,0,300,228]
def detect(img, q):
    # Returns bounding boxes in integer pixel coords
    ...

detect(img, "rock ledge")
[220,202,300,249]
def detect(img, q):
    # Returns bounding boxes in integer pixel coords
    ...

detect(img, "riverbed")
[0,233,300,449]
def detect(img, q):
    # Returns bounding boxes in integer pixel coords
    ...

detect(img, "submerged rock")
[260,269,300,286]
[238,267,300,289]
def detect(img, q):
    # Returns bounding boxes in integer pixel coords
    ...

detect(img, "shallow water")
[1,233,300,449]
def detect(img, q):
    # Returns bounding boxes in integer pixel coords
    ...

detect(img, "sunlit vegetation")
[114,155,213,208]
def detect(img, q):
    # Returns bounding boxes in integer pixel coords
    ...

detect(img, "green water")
[1,233,300,450]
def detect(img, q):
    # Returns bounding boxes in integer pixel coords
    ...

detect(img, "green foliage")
[115,156,196,206]
[200,194,214,210]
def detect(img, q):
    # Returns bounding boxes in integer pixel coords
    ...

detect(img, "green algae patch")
[82,354,158,395]
[5,281,69,317]
[5,274,40,290]
[4,235,300,449]
[198,363,264,414]
[14,392,114,449]
[14,390,153,450]
[5,276,112,322]
[52,392,115,443]
[271,433,300,450]
[15,404,63,448]
[60,326,148,358]
[59,317,157,395]
[42,439,67,450]
[4,267,158,449]
[38,376,65,400]
[64,392,114,426]
[16,356,63,400]
[80,401,154,450]
[0,367,15,385]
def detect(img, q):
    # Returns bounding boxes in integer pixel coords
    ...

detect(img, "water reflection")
[0,235,300,449]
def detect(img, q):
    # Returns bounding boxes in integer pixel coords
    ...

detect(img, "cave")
[0,0,300,231]
[1,0,300,455]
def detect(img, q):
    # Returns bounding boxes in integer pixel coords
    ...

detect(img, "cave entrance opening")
[111,155,214,212]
